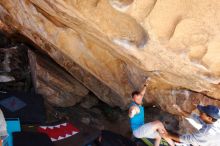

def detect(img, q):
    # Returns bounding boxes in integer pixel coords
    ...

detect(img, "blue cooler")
[4,118,21,146]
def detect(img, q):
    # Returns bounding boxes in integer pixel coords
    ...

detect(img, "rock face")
[0,43,31,91]
[1,0,220,112]
[28,50,89,107]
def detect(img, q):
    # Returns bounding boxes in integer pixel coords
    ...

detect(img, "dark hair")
[206,114,218,122]
[212,118,217,122]
[209,116,218,122]
[131,91,140,98]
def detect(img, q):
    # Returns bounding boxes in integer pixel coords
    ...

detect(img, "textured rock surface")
[1,0,220,112]
[28,50,89,107]
[0,43,31,91]
[80,94,99,109]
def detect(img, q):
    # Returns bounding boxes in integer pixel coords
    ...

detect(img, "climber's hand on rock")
[160,131,168,138]
[144,77,150,86]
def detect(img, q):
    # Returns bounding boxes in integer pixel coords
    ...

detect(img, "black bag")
[13,131,54,146]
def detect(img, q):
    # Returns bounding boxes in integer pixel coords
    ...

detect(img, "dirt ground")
[47,100,179,138]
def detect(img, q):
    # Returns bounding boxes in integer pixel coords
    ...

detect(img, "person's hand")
[160,132,169,139]
[144,77,151,86]
[158,128,166,134]
[134,106,140,114]
[129,106,140,118]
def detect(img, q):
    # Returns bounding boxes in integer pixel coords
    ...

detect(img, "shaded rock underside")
[1,0,220,115]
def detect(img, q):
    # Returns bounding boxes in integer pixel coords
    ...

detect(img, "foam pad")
[13,132,54,146]
[38,122,79,142]
[37,120,100,146]
[0,92,46,124]
[0,96,26,112]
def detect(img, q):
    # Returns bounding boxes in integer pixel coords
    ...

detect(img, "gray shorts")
[133,122,159,139]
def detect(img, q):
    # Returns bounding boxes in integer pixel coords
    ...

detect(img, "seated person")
[162,104,220,146]
[128,78,175,146]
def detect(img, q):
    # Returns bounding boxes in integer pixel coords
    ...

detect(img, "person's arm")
[179,127,210,145]
[139,78,150,97]
[166,133,181,143]
[163,129,207,145]
[173,104,191,117]
[128,105,140,118]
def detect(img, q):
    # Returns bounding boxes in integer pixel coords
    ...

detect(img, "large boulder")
[0,44,31,91]
[28,50,89,107]
[0,0,220,112]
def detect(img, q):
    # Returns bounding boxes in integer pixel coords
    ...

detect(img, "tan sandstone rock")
[28,50,89,107]
[1,0,220,113]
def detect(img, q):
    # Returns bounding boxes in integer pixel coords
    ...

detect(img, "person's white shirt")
[180,114,220,146]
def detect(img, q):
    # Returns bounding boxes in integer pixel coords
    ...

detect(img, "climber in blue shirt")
[128,78,175,146]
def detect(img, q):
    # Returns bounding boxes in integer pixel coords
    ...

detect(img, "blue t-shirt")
[129,102,144,131]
